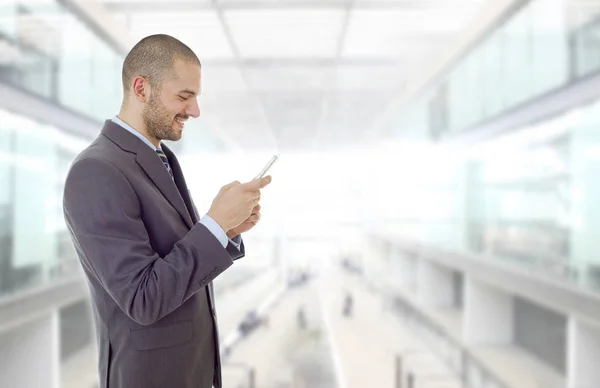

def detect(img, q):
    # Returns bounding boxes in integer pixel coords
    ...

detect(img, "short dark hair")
[122,34,200,96]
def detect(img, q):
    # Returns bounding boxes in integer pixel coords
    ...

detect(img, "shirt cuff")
[199,215,228,248]
[229,235,242,248]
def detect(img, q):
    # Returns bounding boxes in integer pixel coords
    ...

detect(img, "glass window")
[502,2,533,108]
[569,102,600,289]
[479,35,493,119]
[114,55,124,109]
[447,61,467,131]
[17,47,54,99]
[91,36,122,120]
[464,47,484,128]
[571,15,600,79]
[12,119,58,273]
[412,0,578,140]
[58,13,93,117]
[0,109,85,297]
[0,2,60,99]
[0,112,13,294]
[530,0,569,96]
[460,141,571,285]
[0,0,18,39]
[1,1,122,119]
[0,36,21,87]
[449,100,600,291]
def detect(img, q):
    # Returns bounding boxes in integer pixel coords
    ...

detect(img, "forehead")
[166,60,201,94]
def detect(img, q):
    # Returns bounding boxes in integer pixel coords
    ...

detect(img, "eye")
[178,95,188,101]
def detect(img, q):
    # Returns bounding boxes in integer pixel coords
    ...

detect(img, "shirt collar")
[111,116,162,151]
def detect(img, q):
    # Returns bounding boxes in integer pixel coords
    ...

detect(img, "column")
[416,259,453,307]
[395,251,418,293]
[463,276,513,345]
[0,312,60,388]
[567,318,600,388]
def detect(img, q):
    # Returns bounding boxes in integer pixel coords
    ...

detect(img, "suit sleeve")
[191,191,244,261]
[227,239,244,261]
[63,157,233,326]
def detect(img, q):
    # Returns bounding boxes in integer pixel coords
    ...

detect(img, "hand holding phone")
[254,154,279,179]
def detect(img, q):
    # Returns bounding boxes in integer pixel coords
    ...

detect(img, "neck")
[117,108,161,148]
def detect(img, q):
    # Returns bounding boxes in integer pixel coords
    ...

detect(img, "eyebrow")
[179,89,198,96]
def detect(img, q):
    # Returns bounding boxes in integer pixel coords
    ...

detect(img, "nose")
[186,98,200,118]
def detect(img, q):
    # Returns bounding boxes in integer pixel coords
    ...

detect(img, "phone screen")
[254,154,279,179]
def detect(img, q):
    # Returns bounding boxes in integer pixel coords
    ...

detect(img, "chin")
[169,121,183,132]
[169,130,183,141]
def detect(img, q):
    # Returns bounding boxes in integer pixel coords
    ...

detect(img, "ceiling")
[102,0,488,152]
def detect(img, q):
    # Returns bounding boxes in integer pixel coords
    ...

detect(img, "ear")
[131,76,151,103]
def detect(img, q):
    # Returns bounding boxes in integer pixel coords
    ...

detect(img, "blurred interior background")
[2,0,600,387]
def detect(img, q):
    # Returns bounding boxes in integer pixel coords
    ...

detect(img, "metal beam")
[0,82,100,140]
[202,57,402,67]
[106,0,476,12]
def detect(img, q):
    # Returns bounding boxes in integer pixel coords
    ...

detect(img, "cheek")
[167,102,186,117]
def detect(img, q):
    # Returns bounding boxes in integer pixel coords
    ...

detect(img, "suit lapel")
[100,120,194,229]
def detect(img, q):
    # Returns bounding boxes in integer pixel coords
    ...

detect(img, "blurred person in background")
[343,292,353,317]
[297,304,307,329]
[63,34,271,388]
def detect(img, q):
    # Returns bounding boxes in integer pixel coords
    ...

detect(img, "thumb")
[246,175,272,190]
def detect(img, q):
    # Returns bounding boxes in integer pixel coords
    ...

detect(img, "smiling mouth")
[175,117,187,127]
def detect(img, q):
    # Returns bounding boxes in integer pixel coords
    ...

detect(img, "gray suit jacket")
[63,121,244,388]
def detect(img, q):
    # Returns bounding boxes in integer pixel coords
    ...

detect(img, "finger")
[250,190,261,204]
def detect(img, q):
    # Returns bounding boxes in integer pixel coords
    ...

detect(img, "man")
[63,34,272,388]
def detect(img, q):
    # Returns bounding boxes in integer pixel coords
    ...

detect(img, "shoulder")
[69,135,136,180]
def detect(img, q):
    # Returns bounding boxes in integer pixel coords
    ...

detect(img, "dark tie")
[156,149,174,181]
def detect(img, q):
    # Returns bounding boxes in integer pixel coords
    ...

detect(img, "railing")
[391,294,511,388]
[356,269,512,388]
[374,234,600,325]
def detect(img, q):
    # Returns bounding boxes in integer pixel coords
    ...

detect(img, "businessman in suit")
[63,34,271,388]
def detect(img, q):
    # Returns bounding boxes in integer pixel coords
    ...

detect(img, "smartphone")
[254,154,279,179]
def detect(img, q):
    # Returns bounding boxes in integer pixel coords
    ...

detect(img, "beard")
[142,93,187,142]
